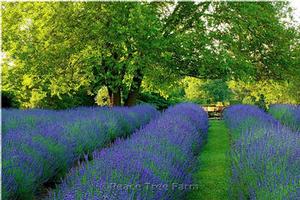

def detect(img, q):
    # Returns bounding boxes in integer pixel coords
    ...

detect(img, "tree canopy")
[2,2,299,108]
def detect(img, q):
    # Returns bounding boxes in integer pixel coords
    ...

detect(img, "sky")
[290,0,300,24]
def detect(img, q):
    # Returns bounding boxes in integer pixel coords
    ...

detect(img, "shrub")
[224,105,300,199]
[2,105,159,199]
[48,103,209,200]
[269,104,300,132]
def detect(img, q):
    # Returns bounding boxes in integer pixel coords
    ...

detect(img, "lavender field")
[224,105,300,199]
[1,103,299,200]
[2,105,160,199]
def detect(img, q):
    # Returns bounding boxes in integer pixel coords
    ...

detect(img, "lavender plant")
[224,105,300,199]
[47,103,209,200]
[2,105,159,200]
[269,104,300,132]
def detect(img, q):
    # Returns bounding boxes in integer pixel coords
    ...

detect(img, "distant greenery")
[228,80,299,106]
[2,2,299,108]
[183,77,233,105]
[137,92,172,110]
[167,77,298,107]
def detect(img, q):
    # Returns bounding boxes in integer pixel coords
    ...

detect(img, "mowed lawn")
[186,120,230,200]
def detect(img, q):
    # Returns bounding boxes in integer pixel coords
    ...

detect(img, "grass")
[186,120,230,200]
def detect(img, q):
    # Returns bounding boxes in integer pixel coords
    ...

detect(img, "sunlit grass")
[186,120,230,200]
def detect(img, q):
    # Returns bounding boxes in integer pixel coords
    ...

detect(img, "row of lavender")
[224,105,300,199]
[269,104,300,132]
[47,103,209,200]
[2,105,159,200]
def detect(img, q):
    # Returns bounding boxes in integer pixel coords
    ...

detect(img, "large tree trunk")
[108,87,121,106]
[124,69,143,106]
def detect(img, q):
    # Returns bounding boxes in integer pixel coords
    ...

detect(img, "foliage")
[1,91,19,108]
[254,94,267,111]
[183,77,207,104]
[228,80,299,106]
[95,86,110,106]
[183,77,233,105]
[2,2,299,108]
[167,76,299,107]
[137,92,171,110]
[200,79,233,104]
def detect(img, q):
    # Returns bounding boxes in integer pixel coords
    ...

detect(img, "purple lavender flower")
[224,104,300,199]
[269,104,300,132]
[47,103,208,200]
[2,104,159,199]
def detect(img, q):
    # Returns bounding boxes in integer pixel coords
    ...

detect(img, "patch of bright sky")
[193,0,300,24]
[290,0,300,24]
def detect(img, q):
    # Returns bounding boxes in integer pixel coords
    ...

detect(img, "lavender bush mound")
[2,105,159,200]
[224,105,300,200]
[48,103,208,200]
[269,104,300,132]
[2,109,58,136]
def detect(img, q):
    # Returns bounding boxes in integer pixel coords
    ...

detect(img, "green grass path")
[186,120,230,200]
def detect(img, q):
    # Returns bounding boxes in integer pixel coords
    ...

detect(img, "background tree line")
[1,2,299,109]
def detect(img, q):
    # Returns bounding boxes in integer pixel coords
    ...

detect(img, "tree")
[2,2,167,107]
[228,80,299,105]
[2,3,95,108]
[182,77,232,104]
[200,79,233,104]
[2,2,299,108]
